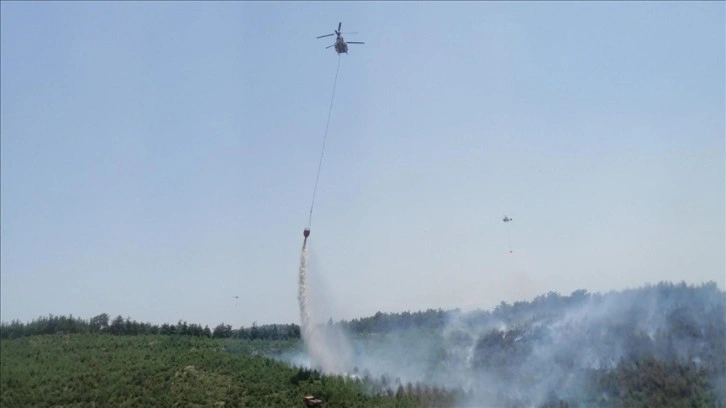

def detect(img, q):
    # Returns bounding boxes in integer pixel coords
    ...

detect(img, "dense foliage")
[1,281,724,407]
[0,334,460,407]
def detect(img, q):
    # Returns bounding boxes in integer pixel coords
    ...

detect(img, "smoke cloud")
[291,272,725,406]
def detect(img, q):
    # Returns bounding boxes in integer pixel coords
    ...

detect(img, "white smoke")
[301,283,724,407]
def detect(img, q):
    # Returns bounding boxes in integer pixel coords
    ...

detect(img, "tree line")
[0,313,301,341]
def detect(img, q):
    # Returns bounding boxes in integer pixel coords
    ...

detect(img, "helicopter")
[316,22,364,54]
[502,215,513,254]
[502,215,514,253]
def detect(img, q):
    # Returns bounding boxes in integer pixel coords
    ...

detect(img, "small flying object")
[502,215,514,253]
[316,22,364,54]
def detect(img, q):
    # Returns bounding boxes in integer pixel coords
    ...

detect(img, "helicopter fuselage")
[334,37,348,54]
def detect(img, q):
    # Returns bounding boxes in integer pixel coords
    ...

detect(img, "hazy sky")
[1,1,723,328]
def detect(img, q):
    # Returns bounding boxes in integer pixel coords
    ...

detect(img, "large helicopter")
[503,215,513,223]
[316,22,364,54]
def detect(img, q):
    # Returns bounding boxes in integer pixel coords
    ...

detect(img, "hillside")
[1,281,724,407]
[0,334,458,407]
[329,281,726,407]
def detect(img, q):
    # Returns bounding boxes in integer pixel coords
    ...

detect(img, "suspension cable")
[308,55,342,228]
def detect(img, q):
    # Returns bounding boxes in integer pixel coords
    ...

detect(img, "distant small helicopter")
[502,215,513,253]
[316,22,364,54]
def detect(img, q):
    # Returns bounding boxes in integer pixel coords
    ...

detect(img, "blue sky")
[1,1,723,328]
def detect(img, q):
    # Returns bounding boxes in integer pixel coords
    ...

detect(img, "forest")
[1,281,724,407]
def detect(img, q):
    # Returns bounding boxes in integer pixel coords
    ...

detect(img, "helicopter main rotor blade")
[338,22,342,31]
[325,44,334,49]
[316,33,335,39]
[347,41,365,44]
